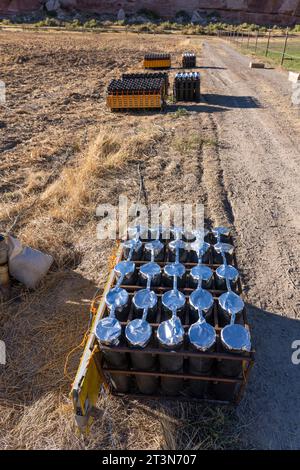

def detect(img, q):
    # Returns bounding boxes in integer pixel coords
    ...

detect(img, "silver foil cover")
[145,239,164,255]
[140,262,161,279]
[125,318,152,348]
[189,288,214,313]
[162,289,186,311]
[192,228,209,240]
[164,262,185,278]
[123,238,142,252]
[190,240,210,256]
[216,264,239,282]
[212,226,231,238]
[221,324,251,352]
[157,316,184,348]
[169,239,187,251]
[105,287,129,309]
[213,242,234,255]
[218,291,244,315]
[95,317,122,346]
[190,265,213,283]
[115,260,135,278]
[188,321,216,351]
[133,289,157,310]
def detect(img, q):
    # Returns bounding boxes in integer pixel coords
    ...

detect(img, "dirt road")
[0,31,299,450]
[200,40,300,450]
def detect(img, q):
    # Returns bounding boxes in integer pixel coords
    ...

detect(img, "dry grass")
[0,393,249,450]
[1,124,161,268]
[83,399,249,450]
[0,270,96,450]
[0,30,249,450]
[172,134,217,154]
[41,127,161,223]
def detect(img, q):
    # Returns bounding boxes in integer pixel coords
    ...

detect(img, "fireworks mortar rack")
[182,52,197,68]
[174,72,201,103]
[144,53,171,70]
[71,226,255,431]
[106,73,169,111]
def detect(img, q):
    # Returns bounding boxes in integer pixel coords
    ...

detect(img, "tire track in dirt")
[202,40,300,314]
[200,111,235,228]
[201,39,300,450]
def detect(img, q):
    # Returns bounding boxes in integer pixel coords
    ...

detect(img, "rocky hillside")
[1,0,300,25]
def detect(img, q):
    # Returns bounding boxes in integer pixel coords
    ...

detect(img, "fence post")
[247,31,250,48]
[281,28,289,66]
[265,30,271,56]
[255,30,259,53]
[241,31,244,44]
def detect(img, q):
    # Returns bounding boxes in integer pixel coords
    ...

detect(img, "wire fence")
[218,29,300,71]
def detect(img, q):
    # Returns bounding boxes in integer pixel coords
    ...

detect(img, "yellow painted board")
[107,94,162,109]
[143,59,171,69]
[77,346,103,414]
[71,246,123,429]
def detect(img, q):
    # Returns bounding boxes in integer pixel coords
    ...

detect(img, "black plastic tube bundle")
[173,72,200,102]
[144,53,171,60]
[182,52,196,68]
[107,77,165,95]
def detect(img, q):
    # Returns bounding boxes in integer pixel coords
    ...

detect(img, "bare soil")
[201,40,300,450]
[0,31,299,450]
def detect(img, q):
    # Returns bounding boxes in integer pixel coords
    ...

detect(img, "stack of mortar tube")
[188,232,216,397]
[95,225,252,399]
[122,72,169,94]
[144,53,171,70]
[144,53,171,60]
[107,77,165,95]
[157,227,186,395]
[173,72,200,102]
[125,231,164,394]
[95,229,143,392]
[182,52,196,68]
[212,227,251,400]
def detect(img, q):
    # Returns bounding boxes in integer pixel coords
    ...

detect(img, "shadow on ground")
[2,277,299,449]
[90,303,300,450]
[202,93,262,109]
[171,66,227,71]
[168,103,229,113]
[238,304,300,450]
[110,104,229,116]
[0,270,98,407]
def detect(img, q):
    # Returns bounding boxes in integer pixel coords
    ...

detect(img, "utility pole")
[265,30,271,56]
[281,28,289,66]
[255,30,259,53]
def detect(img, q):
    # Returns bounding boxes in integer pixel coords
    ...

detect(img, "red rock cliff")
[0,0,299,24]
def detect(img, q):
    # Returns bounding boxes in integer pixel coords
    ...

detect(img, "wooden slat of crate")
[144,59,171,69]
[107,94,162,109]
